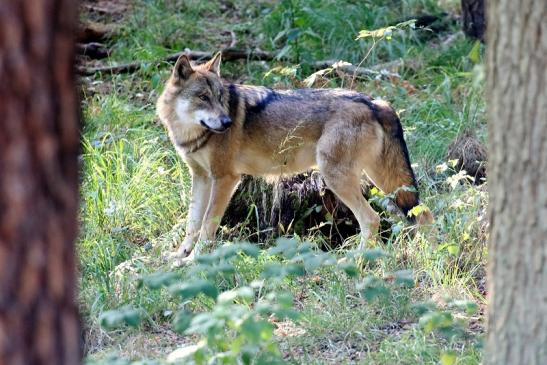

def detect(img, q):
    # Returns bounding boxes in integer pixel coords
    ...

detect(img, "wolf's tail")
[368,100,433,225]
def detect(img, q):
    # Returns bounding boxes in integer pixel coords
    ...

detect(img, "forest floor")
[79,1,487,364]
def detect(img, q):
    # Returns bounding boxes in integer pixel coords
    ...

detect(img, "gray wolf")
[156,52,433,263]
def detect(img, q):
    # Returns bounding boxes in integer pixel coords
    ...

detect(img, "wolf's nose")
[220,115,232,128]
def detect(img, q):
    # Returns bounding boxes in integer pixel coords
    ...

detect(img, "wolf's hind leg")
[320,167,380,249]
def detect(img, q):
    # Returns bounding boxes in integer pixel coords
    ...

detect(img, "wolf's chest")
[234,142,317,177]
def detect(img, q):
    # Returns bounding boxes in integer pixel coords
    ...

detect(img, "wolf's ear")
[205,51,222,76]
[173,54,194,80]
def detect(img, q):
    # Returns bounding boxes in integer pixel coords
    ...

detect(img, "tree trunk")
[0,1,82,364]
[486,0,546,364]
[461,0,486,41]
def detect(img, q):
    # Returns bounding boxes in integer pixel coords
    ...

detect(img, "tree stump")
[222,173,367,246]
[447,131,487,184]
[461,0,486,42]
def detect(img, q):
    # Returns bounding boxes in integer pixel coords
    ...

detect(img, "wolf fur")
[157,52,433,262]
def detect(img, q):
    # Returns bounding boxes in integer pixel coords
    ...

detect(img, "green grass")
[80,0,486,363]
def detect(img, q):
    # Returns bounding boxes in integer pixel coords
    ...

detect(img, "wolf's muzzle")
[200,115,232,133]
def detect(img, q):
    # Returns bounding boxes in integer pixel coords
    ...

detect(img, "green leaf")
[339,262,359,277]
[138,271,180,289]
[469,40,481,64]
[186,313,221,335]
[412,301,437,315]
[357,277,390,301]
[276,292,294,308]
[99,307,141,330]
[213,262,236,275]
[285,263,306,276]
[218,286,255,304]
[356,20,416,40]
[151,73,161,89]
[286,28,301,42]
[440,350,457,365]
[262,262,305,279]
[241,318,274,343]
[275,45,291,60]
[451,300,479,315]
[349,248,386,263]
[393,269,414,288]
[419,311,454,334]
[268,238,298,258]
[447,244,460,255]
[167,344,204,363]
[168,279,218,300]
[295,252,324,272]
[297,242,315,254]
[173,310,193,333]
[357,26,395,39]
[239,242,261,258]
[217,244,240,260]
[407,204,429,218]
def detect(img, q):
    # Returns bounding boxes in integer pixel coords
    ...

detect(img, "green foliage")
[93,235,483,363]
[262,0,445,65]
[97,240,443,364]
[100,306,142,330]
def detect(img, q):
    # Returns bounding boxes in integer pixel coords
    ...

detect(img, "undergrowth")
[80,0,486,364]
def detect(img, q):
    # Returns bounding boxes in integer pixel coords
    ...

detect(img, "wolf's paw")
[163,241,195,267]
[170,252,195,268]
[175,240,194,257]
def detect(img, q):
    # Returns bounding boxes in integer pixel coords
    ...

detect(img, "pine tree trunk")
[0,1,82,364]
[461,0,486,41]
[486,0,546,364]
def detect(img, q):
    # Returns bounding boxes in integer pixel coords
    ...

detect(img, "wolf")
[157,52,433,263]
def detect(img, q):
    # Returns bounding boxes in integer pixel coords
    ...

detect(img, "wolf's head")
[157,52,232,133]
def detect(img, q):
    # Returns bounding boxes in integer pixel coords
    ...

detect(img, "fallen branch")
[78,22,116,43]
[77,48,273,76]
[77,48,399,79]
[77,42,110,59]
[82,3,128,15]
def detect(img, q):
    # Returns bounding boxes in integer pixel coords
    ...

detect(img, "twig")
[224,30,237,49]
[313,60,400,79]
[349,35,384,89]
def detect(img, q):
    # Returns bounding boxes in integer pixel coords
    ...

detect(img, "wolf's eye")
[199,94,209,102]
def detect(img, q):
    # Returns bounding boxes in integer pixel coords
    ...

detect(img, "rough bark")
[486,0,547,364]
[0,1,82,364]
[461,0,486,41]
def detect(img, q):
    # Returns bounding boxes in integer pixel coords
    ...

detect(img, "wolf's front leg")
[199,175,241,242]
[174,173,212,258]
